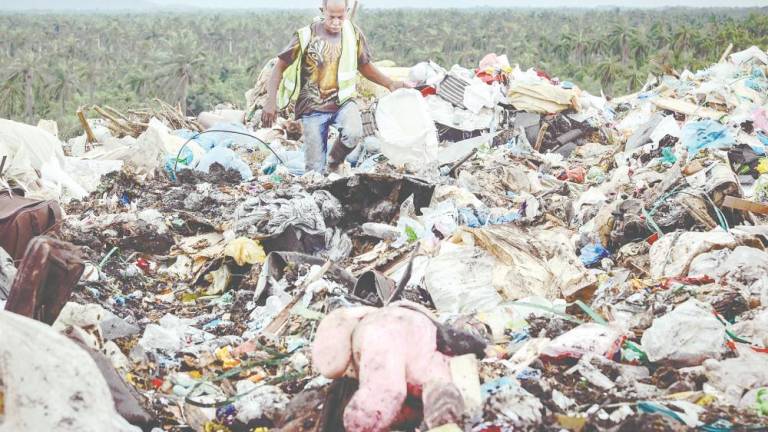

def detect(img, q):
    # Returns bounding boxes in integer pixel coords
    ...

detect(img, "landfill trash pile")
[1,45,768,432]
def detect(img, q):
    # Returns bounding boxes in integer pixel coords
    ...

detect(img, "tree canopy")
[1,7,766,138]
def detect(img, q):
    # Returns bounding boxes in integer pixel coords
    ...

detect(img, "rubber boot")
[327,140,355,174]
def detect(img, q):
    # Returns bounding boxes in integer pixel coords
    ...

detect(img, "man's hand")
[262,57,289,128]
[359,63,414,94]
[387,81,409,92]
[261,98,278,128]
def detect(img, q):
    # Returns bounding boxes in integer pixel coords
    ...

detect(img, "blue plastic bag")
[262,150,305,176]
[682,120,735,156]
[580,243,610,266]
[458,208,483,228]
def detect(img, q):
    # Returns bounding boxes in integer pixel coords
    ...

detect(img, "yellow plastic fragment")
[224,238,266,266]
[696,394,716,406]
[248,372,267,383]
[203,421,231,432]
[181,292,200,303]
[556,414,587,431]
[757,158,768,174]
[215,346,240,369]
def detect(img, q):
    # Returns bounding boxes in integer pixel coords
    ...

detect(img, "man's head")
[320,0,348,34]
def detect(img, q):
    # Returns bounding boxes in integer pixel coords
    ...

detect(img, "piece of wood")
[76,108,97,144]
[719,43,734,64]
[448,148,478,178]
[722,196,768,215]
[533,122,549,152]
[93,105,135,135]
[651,97,726,121]
[262,260,333,337]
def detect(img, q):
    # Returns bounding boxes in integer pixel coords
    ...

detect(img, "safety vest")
[277,20,359,110]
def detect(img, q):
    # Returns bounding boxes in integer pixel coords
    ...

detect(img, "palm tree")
[2,53,45,123]
[596,60,623,92]
[673,25,698,53]
[649,21,672,49]
[630,30,650,67]
[625,68,646,93]
[47,64,82,117]
[607,24,638,66]
[0,74,25,119]
[157,41,207,114]
[565,30,592,66]
[553,36,572,63]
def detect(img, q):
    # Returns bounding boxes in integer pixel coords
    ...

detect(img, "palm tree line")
[0,8,766,138]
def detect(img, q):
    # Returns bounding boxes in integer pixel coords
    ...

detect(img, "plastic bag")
[375,89,439,169]
[729,46,768,65]
[754,107,768,133]
[540,323,626,360]
[195,146,254,181]
[641,299,726,366]
[224,238,266,266]
[263,150,305,176]
[580,242,610,266]
[409,61,446,87]
[0,119,89,201]
[0,311,142,432]
[424,244,503,314]
[682,120,735,157]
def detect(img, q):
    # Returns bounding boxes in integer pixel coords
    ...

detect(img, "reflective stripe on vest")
[277,20,358,110]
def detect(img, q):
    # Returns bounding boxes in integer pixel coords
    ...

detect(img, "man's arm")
[261,58,290,128]
[359,62,406,92]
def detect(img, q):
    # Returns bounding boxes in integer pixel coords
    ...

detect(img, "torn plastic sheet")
[451,225,595,301]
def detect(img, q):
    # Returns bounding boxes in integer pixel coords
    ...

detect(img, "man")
[261,0,406,174]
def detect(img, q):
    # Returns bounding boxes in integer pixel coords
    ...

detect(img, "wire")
[172,129,286,180]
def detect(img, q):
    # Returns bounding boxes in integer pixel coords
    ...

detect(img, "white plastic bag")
[0,119,88,201]
[540,323,625,360]
[375,89,439,169]
[424,244,503,314]
[0,311,141,432]
[641,299,727,366]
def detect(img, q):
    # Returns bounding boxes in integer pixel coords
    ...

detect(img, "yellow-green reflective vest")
[277,20,359,110]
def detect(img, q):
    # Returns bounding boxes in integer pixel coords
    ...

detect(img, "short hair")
[323,0,349,8]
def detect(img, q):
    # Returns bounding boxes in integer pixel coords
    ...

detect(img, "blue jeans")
[300,102,363,174]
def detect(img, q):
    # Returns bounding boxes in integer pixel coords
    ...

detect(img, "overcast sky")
[157,0,768,7]
[3,0,768,9]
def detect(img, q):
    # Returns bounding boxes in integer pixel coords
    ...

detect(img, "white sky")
[3,0,766,9]
[156,0,768,7]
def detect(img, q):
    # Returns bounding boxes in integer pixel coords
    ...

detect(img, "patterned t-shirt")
[278,21,371,118]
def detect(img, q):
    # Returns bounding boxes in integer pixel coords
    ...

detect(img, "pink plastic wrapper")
[753,107,768,133]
